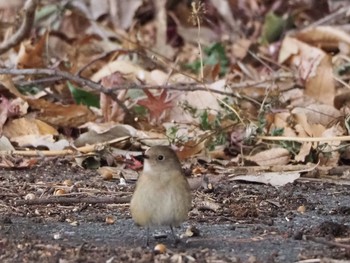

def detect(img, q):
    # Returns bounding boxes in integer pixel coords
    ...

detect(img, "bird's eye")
[157,155,164,161]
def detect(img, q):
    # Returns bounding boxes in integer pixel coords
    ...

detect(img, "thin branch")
[0,67,131,118]
[304,5,350,29]
[3,67,266,100]
[258,135,350,142]
[305,235,350,250]
[16,76,64,87]
[0,135,130,157]
[2,68,295,108]
[122,83,235,95]
[0,0,37,54]
[76,50,119,76]
[13,195,131,206]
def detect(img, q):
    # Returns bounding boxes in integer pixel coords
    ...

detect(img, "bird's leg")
[170,226,180,246]
[146,227,150,247]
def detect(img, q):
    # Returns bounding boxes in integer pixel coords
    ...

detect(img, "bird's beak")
[133,153,147,163]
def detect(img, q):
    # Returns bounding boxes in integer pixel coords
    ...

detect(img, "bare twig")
[0,136,130,157]
[13,195,131,206]
[304,5,350,29]
[0,0,37,54]
[3,67,266,100]
[1,68,295,109]
[0,67,131,118]
[76,50,119,76]
[16,76,64,87]
[258,135,350,142]
[305,235,350,250]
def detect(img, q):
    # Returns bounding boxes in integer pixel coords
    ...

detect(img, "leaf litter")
[1,0,350,262]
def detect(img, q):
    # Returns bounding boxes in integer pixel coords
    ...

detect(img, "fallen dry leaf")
[0,136,14,151]
[74,124,136,147]
[279,36,335,105]
[3,117,58,138]
[27,98,96,127]
[296,26,350,51]
[98,166,118,180]
[245,148,290,166]
[318,125,342,166]
[292,104,341,126]
[176,139,206,160]
[169,79,227,123]
[91,60,153,83]
[11,135,69,151]
[100,72,128,122]
[17,32,48,68]
[137,89,173,123]
[295,142,312,162]
[231,171,300,187]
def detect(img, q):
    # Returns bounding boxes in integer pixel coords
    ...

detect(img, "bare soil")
[1,159,350,263]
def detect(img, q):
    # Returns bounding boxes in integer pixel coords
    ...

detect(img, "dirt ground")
[1,159,350,263]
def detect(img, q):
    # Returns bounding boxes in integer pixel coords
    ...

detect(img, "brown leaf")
[231,171,300,187]
[278,37,335,105]
[17,32,48,68]
[137,89,173,122]
[176,139,206,160]
[245,148,290,166]
[0,97,10,135]
[100,72,128,122]
[292,104,341,126]
[295,142,312,162]
[3,117,58,139]
[296,26,350,51]
[27,99,96,127]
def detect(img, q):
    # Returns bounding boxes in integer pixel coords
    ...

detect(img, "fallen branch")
[305,235,350,250]
[14,195,131,206]
[0,136,130,157]
[2,67,234,95]
[0,0,37,54]
[258,135,350,142]
[305,5,350,29]
[1,68,293,108]
[0,67,132,120]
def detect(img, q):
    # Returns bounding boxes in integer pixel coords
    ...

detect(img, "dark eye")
[157,155,164,161]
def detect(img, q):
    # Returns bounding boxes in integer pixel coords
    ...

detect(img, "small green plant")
[260,12,294,44]
[271,127,284,136]
[17,85,42,96]
[166,125,189,145]
[278,140,301,157]
[166,125,179,143]
[132,105,148,117]
[68,81,99,107]
[179,98,239,150]
[186,42,230,76]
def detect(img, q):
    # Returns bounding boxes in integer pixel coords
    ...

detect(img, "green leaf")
[17,85,42,95]
[67,81,100,108]
[185,42,229,76]
[271,128,284,136]
[185,60,202,73]
[199,110,211,130]
[260,12,286,44]
[132,105,148,116]
[35,4,60,22]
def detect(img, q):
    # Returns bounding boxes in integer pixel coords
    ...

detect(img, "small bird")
[130,145,192,246]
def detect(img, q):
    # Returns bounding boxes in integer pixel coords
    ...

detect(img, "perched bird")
[130,145,192,246]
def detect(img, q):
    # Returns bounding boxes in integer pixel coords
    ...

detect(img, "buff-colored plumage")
[130,146,191,244]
